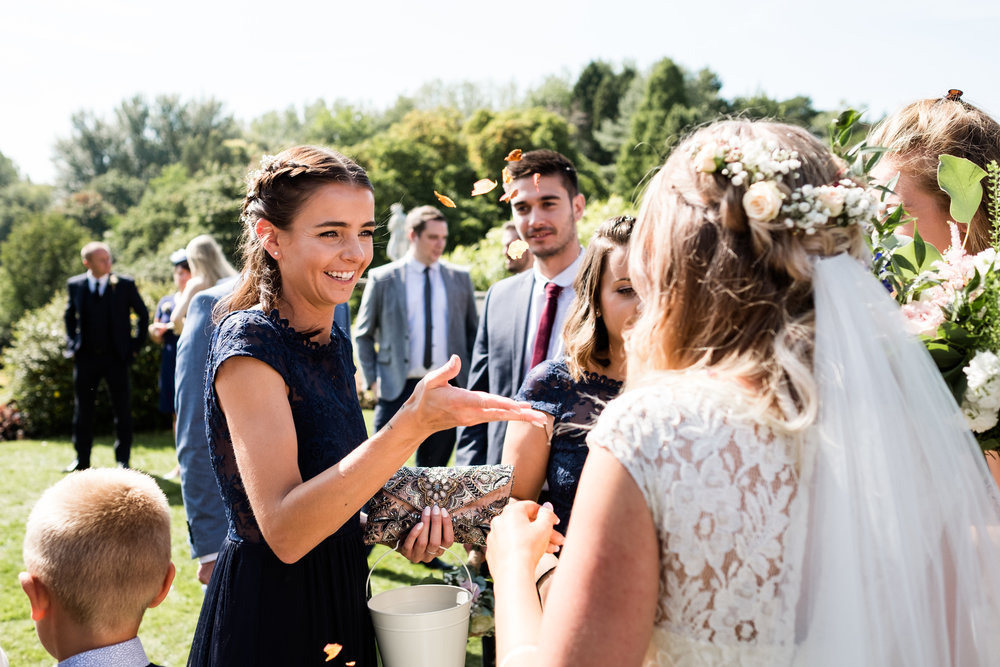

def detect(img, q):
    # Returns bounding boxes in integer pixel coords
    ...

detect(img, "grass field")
[0,428,485,666]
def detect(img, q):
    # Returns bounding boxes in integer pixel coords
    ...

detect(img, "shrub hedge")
[2,282,172,437]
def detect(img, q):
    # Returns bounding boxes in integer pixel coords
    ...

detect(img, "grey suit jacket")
[355,258,478,402]
[455,269,535,466]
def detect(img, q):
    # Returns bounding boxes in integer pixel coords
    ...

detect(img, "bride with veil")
[485,119,1000,666]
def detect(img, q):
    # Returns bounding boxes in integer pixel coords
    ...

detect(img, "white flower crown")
[692,137,878,234]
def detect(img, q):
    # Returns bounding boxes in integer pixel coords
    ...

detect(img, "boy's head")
[20,468,174,659]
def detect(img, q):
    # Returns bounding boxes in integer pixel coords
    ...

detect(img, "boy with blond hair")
[19,468,174,666]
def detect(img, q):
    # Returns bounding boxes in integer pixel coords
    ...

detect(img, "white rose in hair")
[694,145,720,173]
[742,181,783,222]
[816,187,846,217]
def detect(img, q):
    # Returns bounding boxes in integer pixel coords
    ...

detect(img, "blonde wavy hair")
[867,96,1000,252]
[627,120,866,432]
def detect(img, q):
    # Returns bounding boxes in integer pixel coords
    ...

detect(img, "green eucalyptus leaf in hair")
[938,154,987,224]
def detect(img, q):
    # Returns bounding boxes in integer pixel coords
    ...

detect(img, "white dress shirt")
[58,636,150,667]
[405,255,448,378]
[522,248,585,379]
[87,271,110,296]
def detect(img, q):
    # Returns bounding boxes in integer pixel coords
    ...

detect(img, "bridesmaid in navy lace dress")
[188,146,543,667]
[503,216,636,535]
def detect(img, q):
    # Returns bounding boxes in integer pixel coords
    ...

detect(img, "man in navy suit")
[63,242,149,471]
[456,150,586,466]
[355,205,478,467]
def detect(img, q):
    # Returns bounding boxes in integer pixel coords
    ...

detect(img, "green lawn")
[0,428,484,666]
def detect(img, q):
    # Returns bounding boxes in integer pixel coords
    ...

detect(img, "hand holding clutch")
[363,465,513,547]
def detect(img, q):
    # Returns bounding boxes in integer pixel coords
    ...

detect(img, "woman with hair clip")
[170,234,238,335]
[868,90,1000,253]
[869,91,1000,487]
[486,120,1000,666]
[187,146,544,666]
[502,215,636,536]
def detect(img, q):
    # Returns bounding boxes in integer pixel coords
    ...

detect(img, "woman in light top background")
[170,234,237,335]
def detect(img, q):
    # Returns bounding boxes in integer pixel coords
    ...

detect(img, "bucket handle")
[366,542,473,597]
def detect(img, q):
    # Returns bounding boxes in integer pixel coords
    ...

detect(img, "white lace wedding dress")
[591,373,805,667]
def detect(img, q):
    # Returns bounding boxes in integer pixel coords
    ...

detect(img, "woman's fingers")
[441,506,455,548]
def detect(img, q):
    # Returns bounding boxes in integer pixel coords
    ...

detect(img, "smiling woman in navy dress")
[187,146,543,666]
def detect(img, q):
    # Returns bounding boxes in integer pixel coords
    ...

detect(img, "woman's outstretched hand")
[399,504,455,564]
[486,500,565,579]
[395,355,546,439]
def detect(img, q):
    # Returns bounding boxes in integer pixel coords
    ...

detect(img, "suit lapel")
[389,263,407,324]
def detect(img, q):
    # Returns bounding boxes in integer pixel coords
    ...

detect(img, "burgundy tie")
[530,282,563,369]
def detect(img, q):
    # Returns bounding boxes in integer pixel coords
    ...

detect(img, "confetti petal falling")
[499,188,518,203]
[507,239,529,260]
[323,644,342,662]
[471,179,498,196]
[434,191,457,208]
[505,149,523,162]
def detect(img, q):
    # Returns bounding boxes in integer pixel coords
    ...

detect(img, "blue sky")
[2,0,997,184]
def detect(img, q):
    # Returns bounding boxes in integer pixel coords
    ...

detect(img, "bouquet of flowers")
[869,145,1000,449]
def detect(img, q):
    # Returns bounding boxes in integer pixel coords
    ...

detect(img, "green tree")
[728,94,819,127]
[54,95,241,202]
[0,181,53,247]
[109,163,244,276]
[571,61,637,164]
[0,212,87,343]
[0,150,19,188]
[614,58,701,198]
[463,107,608,200]
[352,108,494,259]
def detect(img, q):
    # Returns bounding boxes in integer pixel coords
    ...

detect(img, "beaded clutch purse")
[363,465,514,547]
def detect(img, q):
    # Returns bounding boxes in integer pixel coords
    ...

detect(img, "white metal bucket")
[366,548,472,667]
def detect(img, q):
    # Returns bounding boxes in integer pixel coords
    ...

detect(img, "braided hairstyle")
[222,146,373,316]
[627,120,866,431]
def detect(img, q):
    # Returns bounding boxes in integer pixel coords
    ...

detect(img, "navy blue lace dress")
[514,359,623,535]
[188,309,375,667]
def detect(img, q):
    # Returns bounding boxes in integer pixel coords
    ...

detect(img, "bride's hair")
[627,120,866,431]
[221,146,372,317]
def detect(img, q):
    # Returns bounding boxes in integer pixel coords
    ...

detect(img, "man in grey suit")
[455,150,586,466]
[355,205,478,467]
[175,276,350,585]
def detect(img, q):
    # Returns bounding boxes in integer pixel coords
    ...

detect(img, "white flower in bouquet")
[961,350,1000,431]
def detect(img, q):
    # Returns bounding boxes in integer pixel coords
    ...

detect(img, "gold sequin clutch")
[363,465,514,547]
